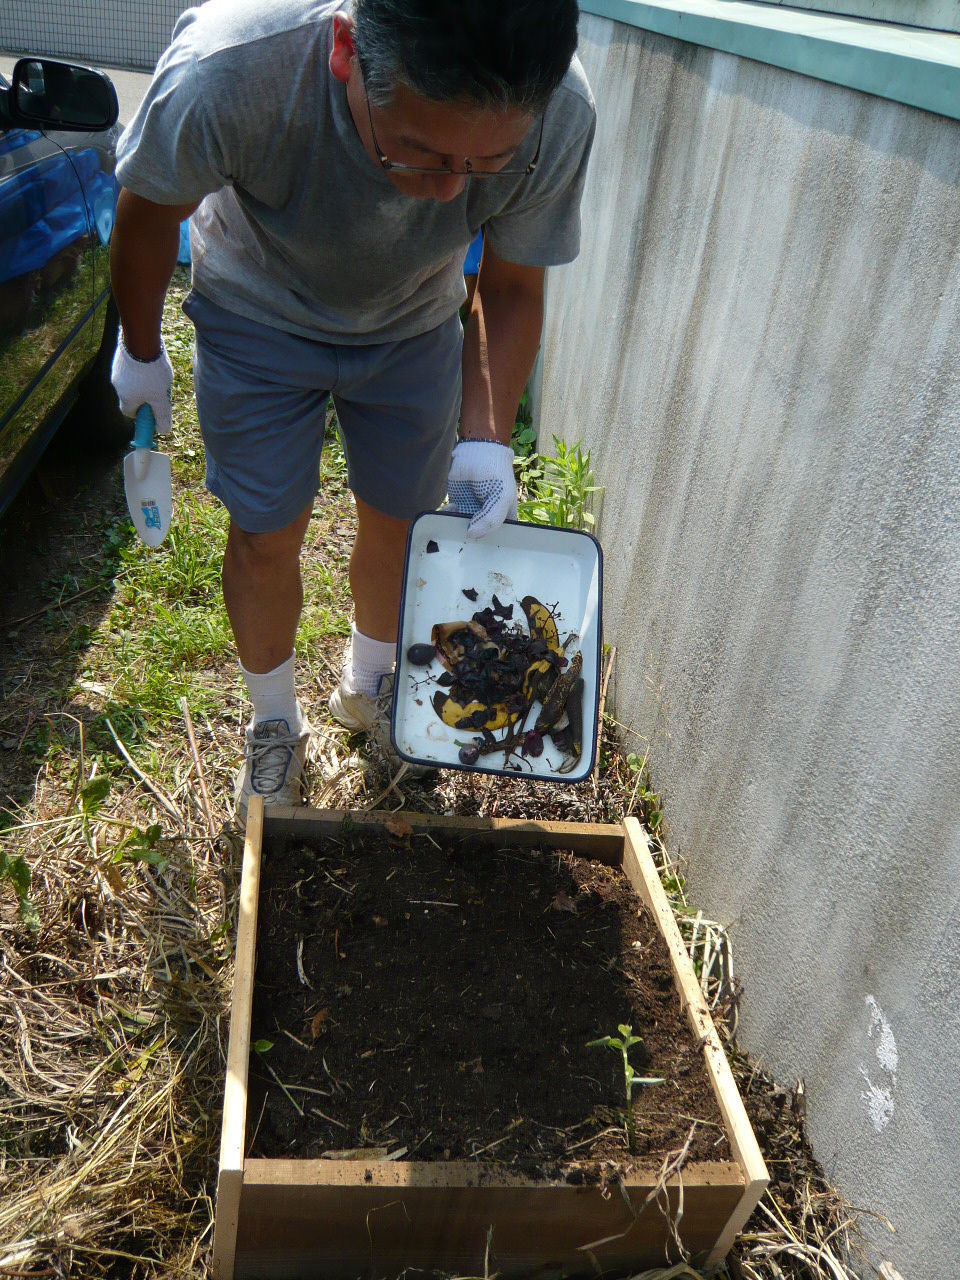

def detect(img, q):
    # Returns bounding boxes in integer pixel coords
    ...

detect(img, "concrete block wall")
[540,15,960,1278]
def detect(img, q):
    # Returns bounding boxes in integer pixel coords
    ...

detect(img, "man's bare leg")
[323,495,411,731]
[222,502,313,673]
[349,496,410,643]
[225,503,315,811]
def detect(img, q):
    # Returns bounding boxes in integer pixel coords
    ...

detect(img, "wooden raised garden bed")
[212,801,767,1279]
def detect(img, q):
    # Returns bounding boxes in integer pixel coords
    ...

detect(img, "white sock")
[347,626,396,697]
[240,652,303,730]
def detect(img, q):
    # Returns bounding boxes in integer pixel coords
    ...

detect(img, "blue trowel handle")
[133,403,156,451]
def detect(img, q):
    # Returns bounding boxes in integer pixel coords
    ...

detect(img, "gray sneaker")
[370,673,435,779]
[329,671,432,779]
[234,714,311,818]
[328,674,379,732]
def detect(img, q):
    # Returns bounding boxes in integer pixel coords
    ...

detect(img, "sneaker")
[329,670,433,779]
[328,673,380,732]
[234,714,311,818]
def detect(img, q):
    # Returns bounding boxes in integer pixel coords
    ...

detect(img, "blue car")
[0,57,122,518]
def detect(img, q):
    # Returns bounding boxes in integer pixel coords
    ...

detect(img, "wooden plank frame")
[620,817,768,1264]
[212,800,767,1279]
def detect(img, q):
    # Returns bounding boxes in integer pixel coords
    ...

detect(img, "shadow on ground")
[0,397,132,811]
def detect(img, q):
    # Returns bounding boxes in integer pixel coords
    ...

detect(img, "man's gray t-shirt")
[116,0,596,345]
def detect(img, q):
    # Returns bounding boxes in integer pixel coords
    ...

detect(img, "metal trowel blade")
[123,448,172,548]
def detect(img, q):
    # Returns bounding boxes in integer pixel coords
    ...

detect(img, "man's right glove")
[111,337,174,435]
[447,439,518,540]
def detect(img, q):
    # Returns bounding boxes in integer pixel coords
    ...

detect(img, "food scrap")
[405,593,584,772]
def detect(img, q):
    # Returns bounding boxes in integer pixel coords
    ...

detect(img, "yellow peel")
[520,595,562,655]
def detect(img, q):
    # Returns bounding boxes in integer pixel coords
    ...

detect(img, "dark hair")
[352,0,579,111]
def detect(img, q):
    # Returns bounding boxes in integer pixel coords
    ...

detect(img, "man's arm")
[110,188,201,359]
[459,245,545,445]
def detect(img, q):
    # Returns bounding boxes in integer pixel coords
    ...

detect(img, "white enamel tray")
[391,511,603,782]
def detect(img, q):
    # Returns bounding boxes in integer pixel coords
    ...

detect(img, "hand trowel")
[123,404,172,548]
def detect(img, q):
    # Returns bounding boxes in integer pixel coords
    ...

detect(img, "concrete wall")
[769,0,960,35]
[541,16,960,1277]
[4,2,193,70]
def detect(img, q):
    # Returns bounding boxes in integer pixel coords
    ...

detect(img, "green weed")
[625,751,664,833]
[511,389,536,458]
[111,823,168,875]
[0,848,39,932]
[515,434,602,531]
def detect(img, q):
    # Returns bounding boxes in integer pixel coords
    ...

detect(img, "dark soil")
[247,829,730,1176]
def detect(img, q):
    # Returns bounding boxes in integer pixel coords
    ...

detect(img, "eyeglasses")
[362,75,543,178]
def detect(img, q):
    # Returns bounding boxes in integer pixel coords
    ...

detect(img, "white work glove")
[446,440,518,539]
[111,336,174,435]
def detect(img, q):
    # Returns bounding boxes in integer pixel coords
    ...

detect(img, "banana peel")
[523,658,556,704]
[520,595,562,656]
[536,651,583,734]
[556,676,585,773]
[431,690,514,732]
[431,620,499,671]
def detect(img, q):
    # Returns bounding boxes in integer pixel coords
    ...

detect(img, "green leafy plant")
[80,776,110,815]
[111,824,168,875]
[626,751,663,833]
[511,390,536,458]
[588,1023,665,1153]
[515,434,602,531]
[0,849,39,932]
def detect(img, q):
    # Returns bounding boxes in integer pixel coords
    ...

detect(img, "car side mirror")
[7,58,119,132]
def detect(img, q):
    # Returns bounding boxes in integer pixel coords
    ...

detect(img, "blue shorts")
[182,290,463,532]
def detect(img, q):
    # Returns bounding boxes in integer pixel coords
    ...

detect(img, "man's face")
[331,14,534,203]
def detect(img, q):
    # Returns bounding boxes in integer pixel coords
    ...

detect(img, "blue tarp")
[463,230,483,276]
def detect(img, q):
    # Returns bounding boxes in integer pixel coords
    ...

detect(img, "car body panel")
[0,66,120,517]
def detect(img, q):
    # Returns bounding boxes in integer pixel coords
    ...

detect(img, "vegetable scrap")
[405,593,584,772]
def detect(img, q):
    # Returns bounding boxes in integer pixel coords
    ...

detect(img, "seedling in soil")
[588,1023,665,1153]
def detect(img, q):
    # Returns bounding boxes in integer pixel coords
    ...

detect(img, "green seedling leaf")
[253,1039,273,1055]
[19,896,40,933]
[111,824,168,873]
[590,1024,655,1154]
[0,851,31,899]
[0,852,39,932]
[80,775,111,814]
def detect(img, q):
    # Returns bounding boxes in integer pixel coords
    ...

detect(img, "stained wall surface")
[541,16,960,1277]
